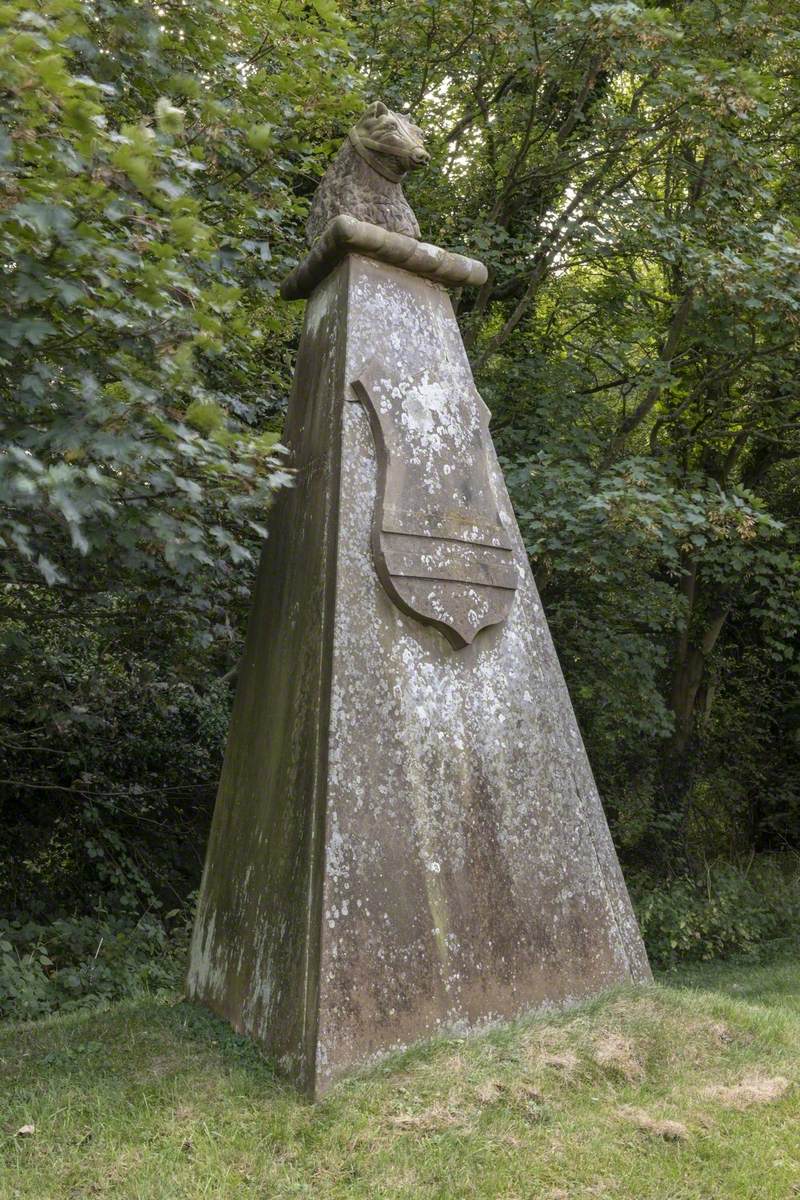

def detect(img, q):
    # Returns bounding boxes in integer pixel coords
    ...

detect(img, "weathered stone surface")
[281,214,487,302]
[187,236,652,1099]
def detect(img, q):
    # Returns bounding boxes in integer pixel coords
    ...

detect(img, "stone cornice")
[280,215,488,301]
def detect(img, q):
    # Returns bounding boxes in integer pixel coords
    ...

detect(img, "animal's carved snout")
[410,146,430,167]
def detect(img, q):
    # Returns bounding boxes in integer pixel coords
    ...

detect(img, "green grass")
[1,954,798,1199]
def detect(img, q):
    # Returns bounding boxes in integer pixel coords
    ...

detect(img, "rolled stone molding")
[280,214,488,300]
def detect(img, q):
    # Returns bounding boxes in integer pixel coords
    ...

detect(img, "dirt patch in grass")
[618,1106,690,1141]
[474,1078,505,1105]
[474,1077,544,1111]
[540,1051,579,1074]
[523,1025,583,1080]
[593,1032,645,1082]
[389,1102,469,1133]
[702,1074,790,1109]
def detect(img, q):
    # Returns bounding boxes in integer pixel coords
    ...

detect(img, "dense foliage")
[2,0,799,1013]
[0,0,355,926]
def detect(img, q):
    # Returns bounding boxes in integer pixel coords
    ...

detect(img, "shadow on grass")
[0,993,293,1100]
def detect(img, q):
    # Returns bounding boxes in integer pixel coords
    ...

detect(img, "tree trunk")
[649,557,729,871]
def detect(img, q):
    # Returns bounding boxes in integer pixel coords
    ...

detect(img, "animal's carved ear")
[364,100,390,118]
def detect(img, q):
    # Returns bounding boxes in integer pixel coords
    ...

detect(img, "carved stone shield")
[351,356,517,647]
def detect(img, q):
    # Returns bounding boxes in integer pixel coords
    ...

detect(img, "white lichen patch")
[187,904,226,1002]
[303,279,333,340]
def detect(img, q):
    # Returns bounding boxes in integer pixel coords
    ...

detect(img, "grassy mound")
[1,955,798,1198]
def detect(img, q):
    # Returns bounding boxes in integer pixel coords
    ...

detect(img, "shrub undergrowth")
[632,855,800,968]
[0,908,192,1021]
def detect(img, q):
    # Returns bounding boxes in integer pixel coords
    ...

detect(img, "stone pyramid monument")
[187,101,651,1098]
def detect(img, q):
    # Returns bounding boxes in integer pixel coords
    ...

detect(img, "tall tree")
[0,0,358,917]
[351,0,800,867]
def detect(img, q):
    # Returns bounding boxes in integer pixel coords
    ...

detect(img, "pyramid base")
[187,243,651,1097]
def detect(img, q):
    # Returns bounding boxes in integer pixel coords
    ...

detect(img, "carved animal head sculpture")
[306,101,429,245]
[348,101,429,182]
